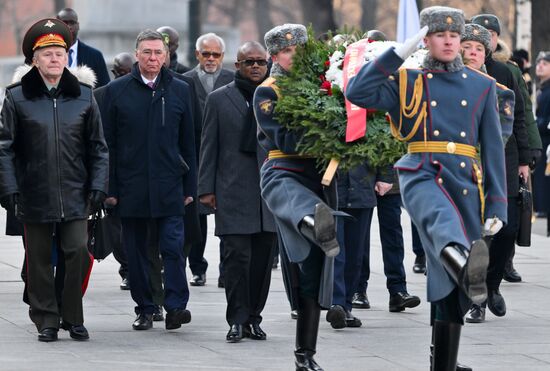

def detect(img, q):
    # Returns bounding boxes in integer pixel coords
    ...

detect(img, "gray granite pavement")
[1,211,549,370]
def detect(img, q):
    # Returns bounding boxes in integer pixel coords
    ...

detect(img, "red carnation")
[320,80,332,95]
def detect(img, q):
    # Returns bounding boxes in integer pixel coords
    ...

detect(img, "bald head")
[112,52,134,78]
[57,8,79,45]
[157,26,180,55]
[237,41,266,61]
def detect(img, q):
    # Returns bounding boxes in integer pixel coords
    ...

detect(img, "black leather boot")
[431,320,462,371]
[295,296,323,371]
[441,240,489,304]
[430,325,472,371]
[299,203,339,258]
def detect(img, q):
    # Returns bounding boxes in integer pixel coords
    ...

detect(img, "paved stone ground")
[0,210,549,371]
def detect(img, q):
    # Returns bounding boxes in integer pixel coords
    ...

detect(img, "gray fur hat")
[536,51,550,64]
[264,23,307,55]
[471,14,501,35]
[420,6,465,35]
[461,24,491,53]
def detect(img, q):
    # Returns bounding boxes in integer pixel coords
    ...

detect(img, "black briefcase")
[516,176,532,247]
[88,209,120,260]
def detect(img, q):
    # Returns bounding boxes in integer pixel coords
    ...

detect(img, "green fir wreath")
[274,28,407,172]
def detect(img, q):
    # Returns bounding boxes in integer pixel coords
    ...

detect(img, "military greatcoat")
[346,49,507,302]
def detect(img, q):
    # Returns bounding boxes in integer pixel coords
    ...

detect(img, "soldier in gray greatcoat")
[253,24,345,371]
[346,6,507,371]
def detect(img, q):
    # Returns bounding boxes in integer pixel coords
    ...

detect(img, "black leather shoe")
[61,322,89,341]
[413,255,426,274]
[120,277,130,290]
[503,268,522,283]
[153,305,164,321]
[487,289,506,317]
[291,310,299,320]
[38,328,58,342]
[326,305,346,329]
[165,308,191,330]
[244,323,267,340]
[189,274,206,286]
[351,292,370,309]
[465,304,486,323]
[226,324,244,343]
[217,278,224,288]
[344,310,362,328]
[132,313,153,330]
[389,292,421,312]
[457,362,473,371]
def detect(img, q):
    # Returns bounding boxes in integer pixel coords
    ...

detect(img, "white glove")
[483,217,503,236]
[394,26,429,60]
[546,144,550,159]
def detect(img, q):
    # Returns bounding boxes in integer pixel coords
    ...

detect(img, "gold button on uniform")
[389,75,395,80]
[446,142,456,154]
[460,131,466,137]
[460,162,466,168]
[427,73,433,79]
[462,73,467,79]
[438,178,443,184]
[461,100,467,106]
[431,100,437,107]
[433,130,440,136]
[463,189,468,195]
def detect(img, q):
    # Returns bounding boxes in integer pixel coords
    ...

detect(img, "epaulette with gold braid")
[260,77,280,97]
[495,81,509,91]
[465,65,496,82]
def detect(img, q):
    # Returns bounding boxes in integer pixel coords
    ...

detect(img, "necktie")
[147,81,155,89]
[49,87,57,97]
[68,49,74,67]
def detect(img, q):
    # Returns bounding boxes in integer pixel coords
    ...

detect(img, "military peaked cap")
[22,18,72,60]
[264,24,307,55]
[420,6,465,35]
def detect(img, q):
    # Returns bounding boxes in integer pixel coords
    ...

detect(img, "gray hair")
[195,32,225,52]
[135,29,165,49]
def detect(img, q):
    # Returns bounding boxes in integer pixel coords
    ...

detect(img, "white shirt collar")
[68,40,79,68]
[141,74,158,86]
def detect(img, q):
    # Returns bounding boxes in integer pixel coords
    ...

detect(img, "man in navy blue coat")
[57,8,110,87]
[101,29,197,332]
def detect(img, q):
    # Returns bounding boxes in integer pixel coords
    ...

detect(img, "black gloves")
[529,149,542,170]
[0,193,18,211]
[88,190,106,214]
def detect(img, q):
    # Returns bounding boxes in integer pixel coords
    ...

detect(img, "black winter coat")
[485,56,531,195]
[101,64,196,218]
[0,66,109,223]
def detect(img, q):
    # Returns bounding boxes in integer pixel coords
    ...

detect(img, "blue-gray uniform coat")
[198,82,276,236]
[253,77,339,307]
[346,49,507,302]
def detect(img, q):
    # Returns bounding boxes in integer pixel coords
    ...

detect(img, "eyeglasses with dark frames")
[201,51,222,59]
[238,59,268,67]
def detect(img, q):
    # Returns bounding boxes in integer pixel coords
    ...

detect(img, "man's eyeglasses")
[201,51,222,59]
[238,59,268,67]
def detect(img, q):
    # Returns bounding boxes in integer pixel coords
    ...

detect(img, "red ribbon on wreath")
[343,39,371,142]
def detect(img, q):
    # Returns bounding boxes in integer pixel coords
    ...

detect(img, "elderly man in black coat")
[199,41,276,343]
[0,18,108,342]
[101,29,197,331]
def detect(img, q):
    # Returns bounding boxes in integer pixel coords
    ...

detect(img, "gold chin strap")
[389,69,428,143]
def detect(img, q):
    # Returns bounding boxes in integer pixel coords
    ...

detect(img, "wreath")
[274,28,426,172]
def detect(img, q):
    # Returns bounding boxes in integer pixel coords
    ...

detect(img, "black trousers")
[25,220,89,331]
[487,196,519,290]
[108,215,128,279]
[221,232,276,325]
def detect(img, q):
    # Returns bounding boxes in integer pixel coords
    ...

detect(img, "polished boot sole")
[314,203,340,258]
[465,240,489,304]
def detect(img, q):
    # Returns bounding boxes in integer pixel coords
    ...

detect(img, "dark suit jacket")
[77,40,111,88]
[182,67,234,120]
[198,82,275,235]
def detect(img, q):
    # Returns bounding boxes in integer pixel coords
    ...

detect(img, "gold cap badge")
[446,16,453,24]
[285,33,293,40]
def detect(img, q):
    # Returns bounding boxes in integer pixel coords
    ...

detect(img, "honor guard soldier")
[253,24,345,371]
[346,6,507,371]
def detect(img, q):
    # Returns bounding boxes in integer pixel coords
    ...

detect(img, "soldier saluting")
[346,6,507,371]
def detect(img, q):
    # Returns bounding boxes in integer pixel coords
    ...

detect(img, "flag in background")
[397,0,420,43]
